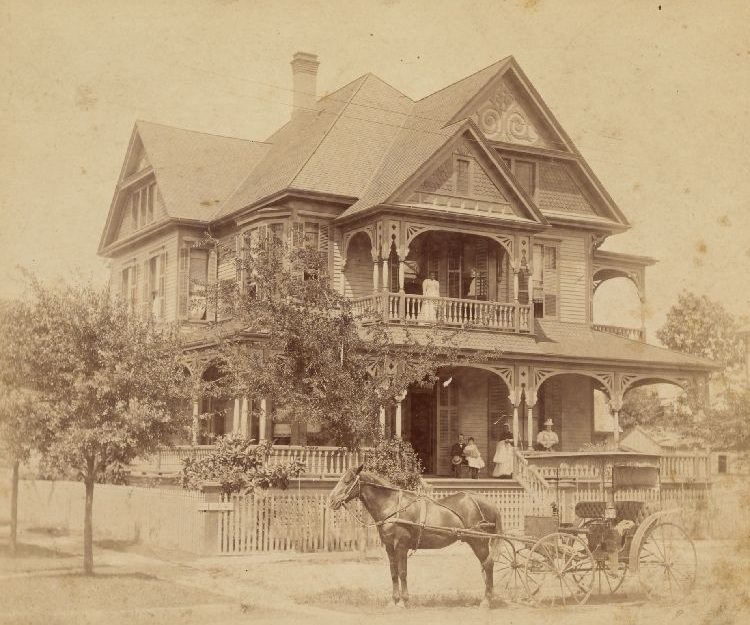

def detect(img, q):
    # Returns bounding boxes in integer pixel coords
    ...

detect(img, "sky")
[1,0,749,338]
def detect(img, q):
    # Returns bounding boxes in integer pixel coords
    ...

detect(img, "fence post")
[199,482,224,555]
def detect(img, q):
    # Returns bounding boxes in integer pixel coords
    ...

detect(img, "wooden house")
[98,53,717,482]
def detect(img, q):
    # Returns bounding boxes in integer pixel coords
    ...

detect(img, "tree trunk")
[10,459,19,557]
[83,466,95,575]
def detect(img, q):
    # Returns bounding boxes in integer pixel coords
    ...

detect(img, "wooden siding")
[457,369,490,473]
[217,232,237,283]
[343,233,373,298]
[109,228,180,321]
[545,228,587,323]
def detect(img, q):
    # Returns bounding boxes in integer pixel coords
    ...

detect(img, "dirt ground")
[1,521,749,625]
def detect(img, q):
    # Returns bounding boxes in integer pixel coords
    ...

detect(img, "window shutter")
[178,247,190,319]
[543,245,558,317]
[475,238,488,299]
[207,248,218,322]
[158,252,167,320]
[142,261,150,318]
[318,224,329,275]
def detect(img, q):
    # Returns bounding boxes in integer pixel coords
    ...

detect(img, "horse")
[328,464,502,608]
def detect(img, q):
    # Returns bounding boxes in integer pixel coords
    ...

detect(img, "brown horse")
[328,464,502,608]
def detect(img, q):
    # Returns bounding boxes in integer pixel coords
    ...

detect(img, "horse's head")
[328,464,364,510]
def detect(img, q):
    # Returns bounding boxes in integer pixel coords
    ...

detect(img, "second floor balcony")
[351,291,532,333]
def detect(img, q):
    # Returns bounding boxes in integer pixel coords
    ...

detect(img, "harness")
[338,474,490,556]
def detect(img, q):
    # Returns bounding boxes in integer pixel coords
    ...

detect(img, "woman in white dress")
[492,422,514,478]
[419,271,440,322]
[463,437,485,479]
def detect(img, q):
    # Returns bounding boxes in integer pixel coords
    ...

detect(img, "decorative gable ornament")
[471,81,548,148]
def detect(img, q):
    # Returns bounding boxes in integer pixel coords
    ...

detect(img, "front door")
[409,389,435,474]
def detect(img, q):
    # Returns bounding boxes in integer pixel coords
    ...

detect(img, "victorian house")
[98,53,716,481]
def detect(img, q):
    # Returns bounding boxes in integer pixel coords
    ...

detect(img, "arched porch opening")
[399,365,511,477]
[404,231,512,303]
[533,373,610,452]
[199,362,231,444]
[593,275,643,336]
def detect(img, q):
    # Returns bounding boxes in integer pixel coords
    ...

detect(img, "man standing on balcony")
[450,433,466,477]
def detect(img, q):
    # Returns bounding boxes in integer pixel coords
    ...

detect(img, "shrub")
[363,438,425,491]
[181,434,305,495]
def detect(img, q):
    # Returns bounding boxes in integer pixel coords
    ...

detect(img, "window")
[178,244,213,321]
[129,182,156,231]
[531,243,559,318]
[147,252,167,320]
[502,157,536,197]
[455,158,470,195]
[121,264,138,313]
[289,220,329,280]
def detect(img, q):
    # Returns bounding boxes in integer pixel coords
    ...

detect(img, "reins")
[340,477,424,527]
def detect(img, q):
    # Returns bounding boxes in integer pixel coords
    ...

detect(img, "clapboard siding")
[217,233,237,283]
[457,369,490,471]
[108,228,180,321]
[343,233,373,298]
[549,228,588,323]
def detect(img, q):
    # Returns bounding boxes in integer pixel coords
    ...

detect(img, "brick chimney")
[290,52,319,116]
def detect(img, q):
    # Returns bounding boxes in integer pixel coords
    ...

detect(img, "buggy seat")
[575,500,647,524]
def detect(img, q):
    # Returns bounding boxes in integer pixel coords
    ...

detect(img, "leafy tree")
[619,387,665,430]
[0,300,51,556]
[657,291,744,382]
[181,434,305,495]
[206,237,478,448]
[15,280,190,574]
[363,437,425,490]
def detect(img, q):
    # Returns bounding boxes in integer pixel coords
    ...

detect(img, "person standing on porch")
[492,422,514,478]
[450,434,466,478]
[536,419,559,451]
[463,437,485,479]
[419,271,440,321]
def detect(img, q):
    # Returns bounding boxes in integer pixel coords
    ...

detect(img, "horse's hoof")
[400,601,409,609]
[479,598,491,609]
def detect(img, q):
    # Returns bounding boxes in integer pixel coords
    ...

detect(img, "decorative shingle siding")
[537,162,595,215]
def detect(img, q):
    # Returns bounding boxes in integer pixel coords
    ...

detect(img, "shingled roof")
[136,121,270,221]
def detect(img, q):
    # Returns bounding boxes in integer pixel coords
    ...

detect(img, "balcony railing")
[592,323,645,342]
[351,292,532,333]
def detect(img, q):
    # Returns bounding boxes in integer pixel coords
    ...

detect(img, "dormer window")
[130,182,156,231]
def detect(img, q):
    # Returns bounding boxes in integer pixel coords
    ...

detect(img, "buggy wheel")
[637,522,696,600]
[592,558,628,594]
[523,532,595,607]
[490,537,531,603]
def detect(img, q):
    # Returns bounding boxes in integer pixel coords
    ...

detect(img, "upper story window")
[502,157,536,197]
[147,251,167,320]
[532,242,559,318]
[130,182,156,231]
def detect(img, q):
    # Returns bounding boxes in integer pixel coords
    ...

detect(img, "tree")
[207,237,478,448]
[657,291,744,383]
[0,300,51,556]
[15,280,190,574]
[619,387,665,430]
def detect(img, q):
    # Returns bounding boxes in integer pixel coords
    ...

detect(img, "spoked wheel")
[592,557,628,594]
[523,532,595,607]
[490,537,531,603]
[637,522,696,600]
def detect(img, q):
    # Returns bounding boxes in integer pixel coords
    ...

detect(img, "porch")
[343,229,537,335]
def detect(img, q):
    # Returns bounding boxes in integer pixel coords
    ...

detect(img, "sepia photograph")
[1,1,749,624]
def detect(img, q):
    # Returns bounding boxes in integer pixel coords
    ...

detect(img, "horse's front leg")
[396,545,410,608]
[385,543,400,605]
[482,553,494,608]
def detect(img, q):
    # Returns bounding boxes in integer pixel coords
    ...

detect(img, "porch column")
[379,406,386,436]
[240,397,249,437]
[395,401,402,439]
[232,398,241,433]
[639,295,647,341]
[191,399,200,446]
[610,395,623,447]
[526,396,537,451]
[398,257,406,291]
[381,256,389,291]
[259,398,267,441]
[372,255,379,292]
[513,269,520,332]
[509,389,522,449]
